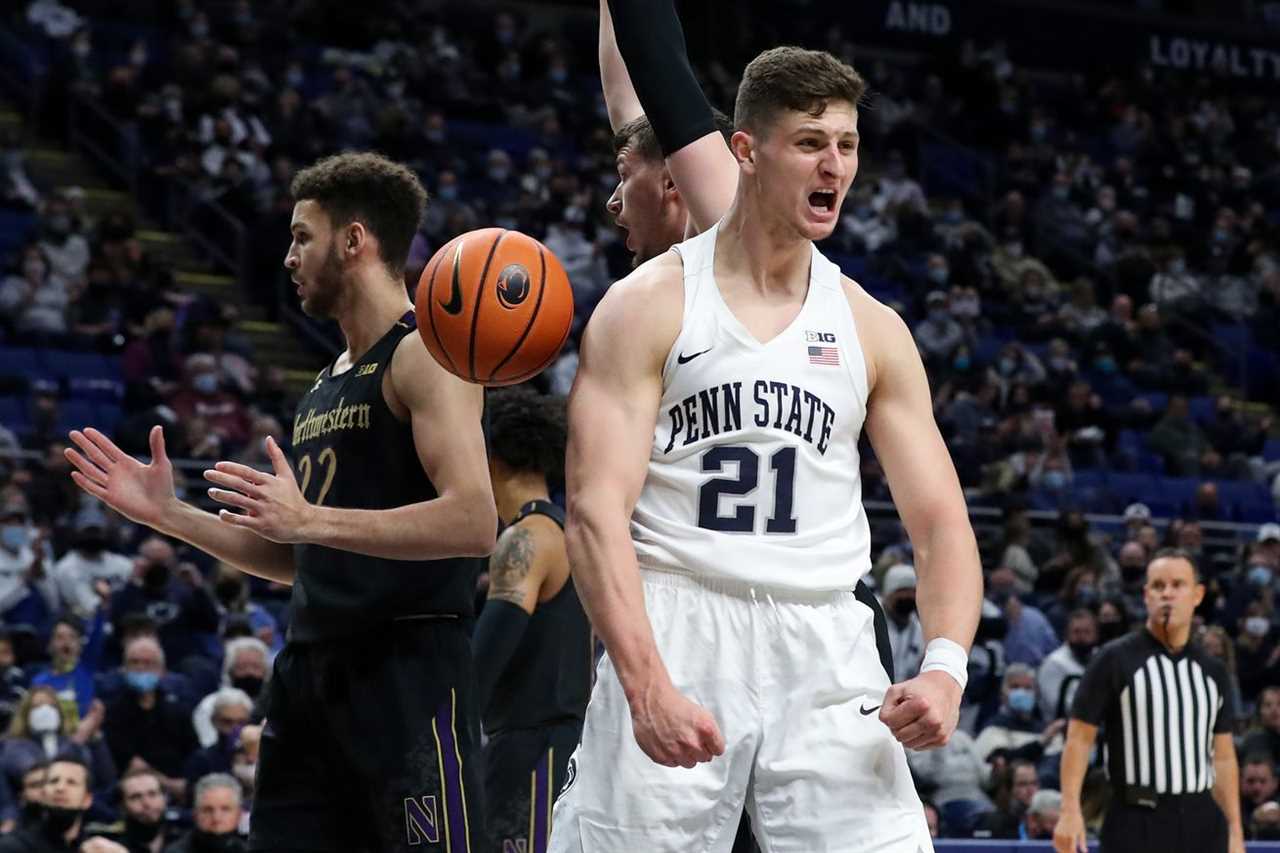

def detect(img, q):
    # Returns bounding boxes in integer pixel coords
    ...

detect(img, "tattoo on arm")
[488,527,535,606]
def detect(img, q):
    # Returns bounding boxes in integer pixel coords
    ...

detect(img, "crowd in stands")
[0,0,1278,845]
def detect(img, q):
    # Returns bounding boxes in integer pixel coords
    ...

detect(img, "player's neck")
[334,272,413,362]
[718,193,811,295]
[496,473,549,524]
[1147,618,1191,653]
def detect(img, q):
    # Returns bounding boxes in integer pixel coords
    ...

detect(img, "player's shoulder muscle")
[839,273,916,395]
[581,251,685,378]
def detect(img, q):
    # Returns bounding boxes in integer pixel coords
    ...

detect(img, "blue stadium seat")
[0,347,45,381]
[0,210,36,258]
[0,395,24,428]
[1108,472,1157,504]
[1072,469,1107,490]
[94,402,123,434]
[57,399,97,433]
[1265,438,1280,462]
[41,350,121,381]
[1188,395,1216,424]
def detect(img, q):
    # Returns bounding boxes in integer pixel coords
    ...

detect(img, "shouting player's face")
[606,145,685,266]
[736,101,859,242]
[285,200,347,319]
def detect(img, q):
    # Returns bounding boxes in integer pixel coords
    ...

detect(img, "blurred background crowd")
[0,0,1278,846]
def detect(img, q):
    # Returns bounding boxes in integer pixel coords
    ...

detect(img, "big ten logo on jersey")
[662,381,837,456]
[805,330,836,343]
[355,361,378,376]
[403,795,440,846]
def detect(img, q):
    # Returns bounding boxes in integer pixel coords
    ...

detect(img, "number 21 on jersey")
[696,444,797,533]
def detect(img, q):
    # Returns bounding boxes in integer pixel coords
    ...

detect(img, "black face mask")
[215,580,244,607]
[191,829,245,853]
[76,536,107,554]
[126,815,164,843]
[20,800,44,826]
[1098,621,1126,644]
[892,600,916,621]
[231,675,264,697]
[41,804,84,837]
[1069,641,1096,662]
[1121,563,1145,583]
[143,563,171,591]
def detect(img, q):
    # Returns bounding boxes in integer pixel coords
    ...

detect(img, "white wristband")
[920,637,969,691]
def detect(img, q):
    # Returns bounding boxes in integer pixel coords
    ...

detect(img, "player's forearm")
[566,501,665,698]
[157,502,296,585]
[598,0,642,132]
[304,491,496,561]
[1058,725,1093,815]
[607,0,716,157]
[913,516,982,651]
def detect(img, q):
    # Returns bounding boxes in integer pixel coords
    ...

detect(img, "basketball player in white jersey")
[551,46,982,852]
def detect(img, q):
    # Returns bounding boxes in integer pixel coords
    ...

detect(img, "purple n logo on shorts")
[404,795,440,846]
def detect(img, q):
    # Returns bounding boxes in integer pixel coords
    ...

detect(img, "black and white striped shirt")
[1071,628,1237,795]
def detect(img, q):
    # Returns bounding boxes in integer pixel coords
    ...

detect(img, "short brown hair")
[734,46,866,137]
[613,110,735,164]
[290,152,427,275]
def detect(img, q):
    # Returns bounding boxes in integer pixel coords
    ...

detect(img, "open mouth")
[808,189,837,215]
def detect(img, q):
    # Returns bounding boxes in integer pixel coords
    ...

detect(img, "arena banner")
[833,0,1280,84]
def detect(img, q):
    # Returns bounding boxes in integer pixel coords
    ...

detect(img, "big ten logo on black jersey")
[661,380,837,456]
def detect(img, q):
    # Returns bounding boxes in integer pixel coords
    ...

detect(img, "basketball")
[414,228,574,387]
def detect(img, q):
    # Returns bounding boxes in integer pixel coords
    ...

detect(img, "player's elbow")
[447,492,498,557]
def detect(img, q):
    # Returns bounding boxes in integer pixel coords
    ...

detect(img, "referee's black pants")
[1101,791,1227,853]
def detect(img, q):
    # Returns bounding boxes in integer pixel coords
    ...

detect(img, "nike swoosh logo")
[859,703,881,716]
[439,244,464,315]
[677,347,712,364]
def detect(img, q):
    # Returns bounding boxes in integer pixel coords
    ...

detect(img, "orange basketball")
[415,228,574,387]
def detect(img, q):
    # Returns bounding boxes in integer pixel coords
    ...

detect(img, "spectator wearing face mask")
[0,756,126,853]
[182,690,252,793]
[1037,609,1098,722]
[37,197,89,283]
[109,538,220,671]
[0,686,114,816]
[82,767,181,853]
[914,291,967,369]
[972,760,1041,839]
[191,639,268,751]
[879,563,924,682]
[1235,601,1279,704]
[163,774,246,853]
[166,355,251,453]
[50,506,132,620]
[102,637,198,804]
[0,244,71,341]
[975,665,1067,768]
[0,498,58,635]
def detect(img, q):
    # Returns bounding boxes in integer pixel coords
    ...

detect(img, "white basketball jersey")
[630,224,872,592]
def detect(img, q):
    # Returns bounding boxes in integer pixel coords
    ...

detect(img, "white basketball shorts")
[548,569,934,853]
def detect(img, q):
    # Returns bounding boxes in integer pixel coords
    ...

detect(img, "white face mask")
[1245,617,1271,638]
[28,704,60,734]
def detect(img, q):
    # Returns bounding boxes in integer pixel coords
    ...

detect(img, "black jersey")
[484,500,592,735]
[287,313,477,642]
[1072,628,1237,796]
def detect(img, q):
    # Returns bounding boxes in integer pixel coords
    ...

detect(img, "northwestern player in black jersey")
[64,152,498,853]
[475,386,591,853]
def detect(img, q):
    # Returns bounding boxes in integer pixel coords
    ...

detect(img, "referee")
[1054,548,1245,853]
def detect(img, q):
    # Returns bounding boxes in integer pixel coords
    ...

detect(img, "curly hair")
[485,386,566,479]
[290,152,428,275]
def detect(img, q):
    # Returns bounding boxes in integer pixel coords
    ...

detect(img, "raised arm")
[566,258,723,768]
[598,0,642,132]
[66,426,296,585]
[606,0,738,233]
[207,333,496,561]
[862,295,982,748]
[1054,718,1098,853]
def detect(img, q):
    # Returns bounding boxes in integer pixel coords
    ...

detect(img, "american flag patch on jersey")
[808,345,840,366]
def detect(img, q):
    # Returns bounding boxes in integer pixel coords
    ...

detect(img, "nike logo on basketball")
[860,703,881,716]
[677,347,712,364]
[439,247,465,315]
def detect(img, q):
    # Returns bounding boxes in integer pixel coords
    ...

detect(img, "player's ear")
[730,130,755,174]
[345,222,366,256]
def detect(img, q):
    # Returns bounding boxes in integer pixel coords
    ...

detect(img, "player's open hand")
[879,670,962,751]
[66,426,179,529]
[628,678,725,769]
[205,436,312,544]
[1052,807,1088,853]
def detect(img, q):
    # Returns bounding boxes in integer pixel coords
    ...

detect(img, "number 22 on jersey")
[298,448,337,506]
